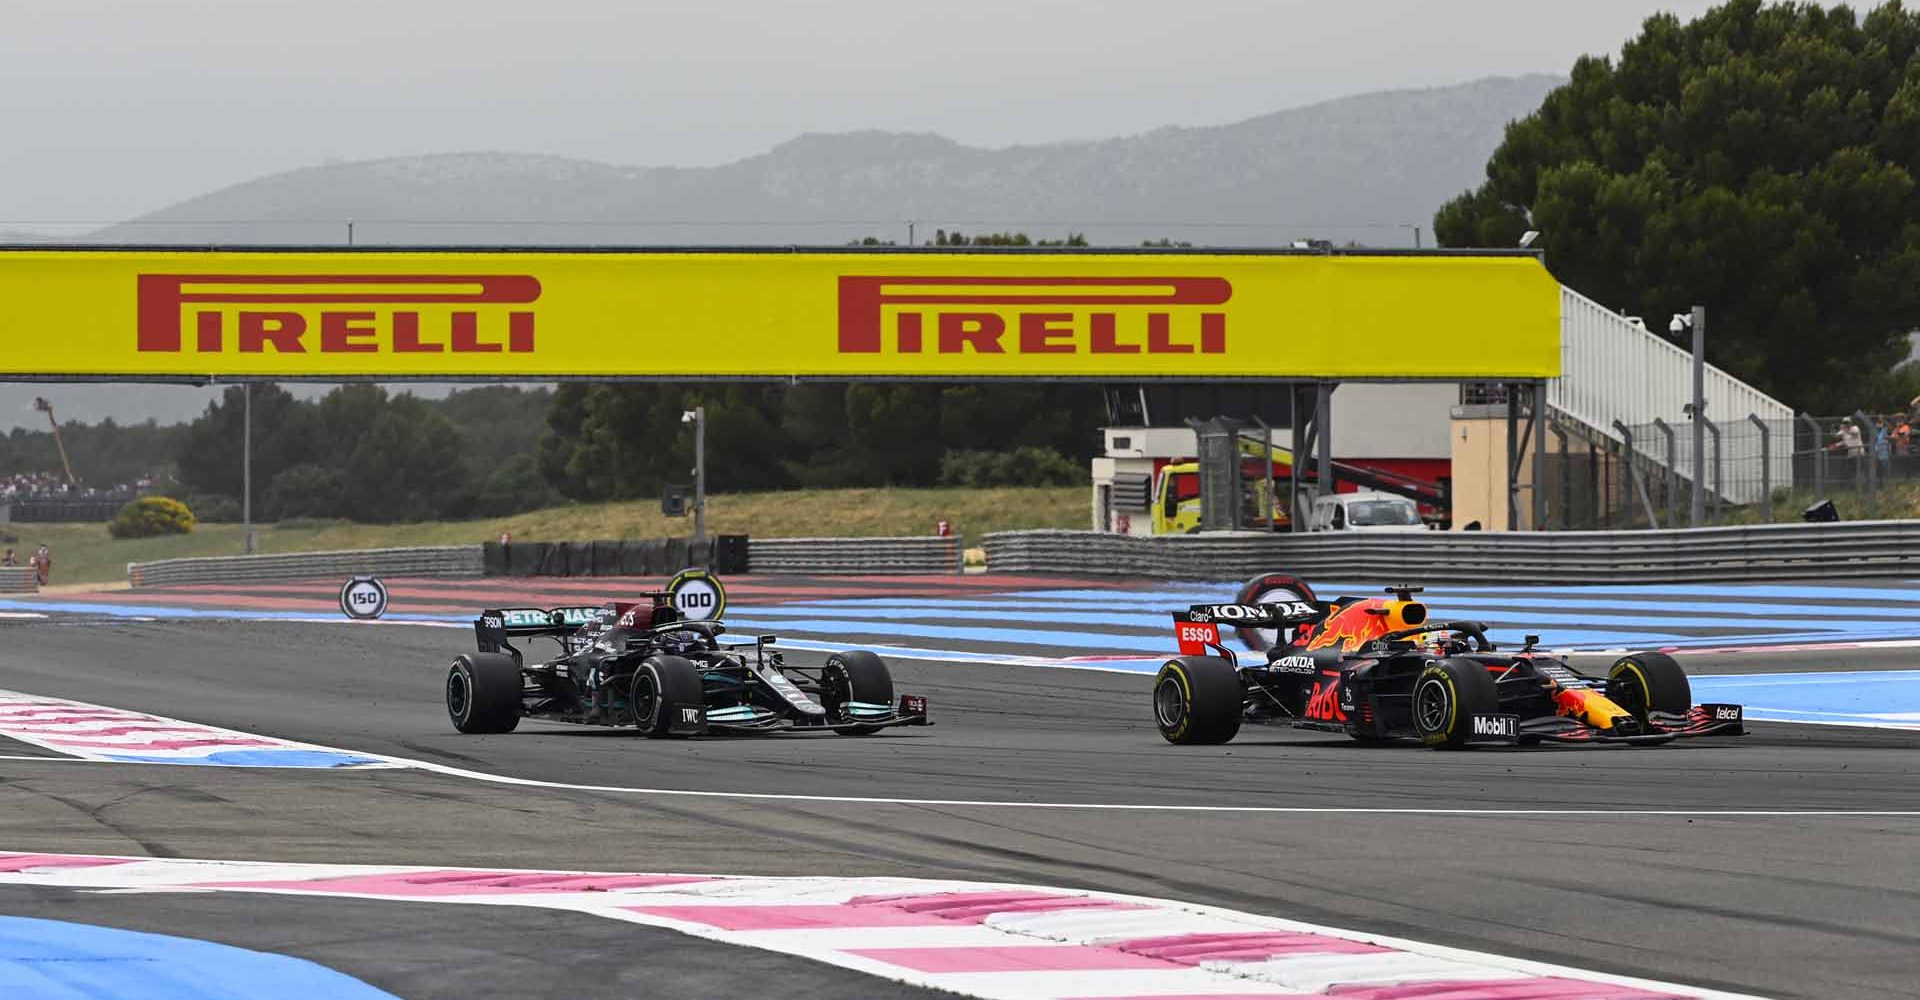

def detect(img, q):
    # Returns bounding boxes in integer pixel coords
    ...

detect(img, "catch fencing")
[983,523,1920,583]
[128,546,483,588]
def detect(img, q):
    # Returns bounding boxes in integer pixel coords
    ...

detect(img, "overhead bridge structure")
[0,244,1567,527]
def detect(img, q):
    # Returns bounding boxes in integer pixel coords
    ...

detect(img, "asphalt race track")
[1,607,1917,998]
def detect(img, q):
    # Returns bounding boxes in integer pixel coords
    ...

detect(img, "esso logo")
[665,568,727,622]
[338,576,389,621]
[1179,624,1215,643]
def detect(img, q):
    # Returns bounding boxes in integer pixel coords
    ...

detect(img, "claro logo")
[838,276,1231,355]
[135,274,542,354]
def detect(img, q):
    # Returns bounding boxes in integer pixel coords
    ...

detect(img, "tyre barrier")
[0,567,37,593]
[128,546,483,588]
[747,536,963,575]
[982,520,1920,583]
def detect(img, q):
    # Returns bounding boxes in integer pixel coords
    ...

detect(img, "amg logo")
[136,274,541,354]
[1471,714,1517,738]
[838,276,1230,355]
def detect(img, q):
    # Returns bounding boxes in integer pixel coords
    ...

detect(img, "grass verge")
[2,486,1088,586]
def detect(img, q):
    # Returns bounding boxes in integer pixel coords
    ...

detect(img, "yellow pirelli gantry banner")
[0,249,1561,379]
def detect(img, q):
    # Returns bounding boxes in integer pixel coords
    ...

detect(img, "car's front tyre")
[1411,657,1498,748]
[822,650,894,736]
[632,655,703,738]
[1606,651,1691,724]
[447,653,522,734]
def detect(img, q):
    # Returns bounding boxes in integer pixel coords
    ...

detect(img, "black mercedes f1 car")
[1154,573,1744,748]
[444,593,929,737]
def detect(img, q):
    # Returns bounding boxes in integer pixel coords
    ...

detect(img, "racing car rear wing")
[474,606,604,652]
[1171,602,1328,657]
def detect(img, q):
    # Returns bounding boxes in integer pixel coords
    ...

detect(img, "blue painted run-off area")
[0,916,401,1000]
[1691,670,1920,728]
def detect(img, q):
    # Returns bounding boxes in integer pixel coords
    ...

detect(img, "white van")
[1307,491,1429,533]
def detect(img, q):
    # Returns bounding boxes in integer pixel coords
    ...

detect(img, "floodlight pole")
[243,383,254,555]
[693,406,707,546]
[1689,306,1706,527]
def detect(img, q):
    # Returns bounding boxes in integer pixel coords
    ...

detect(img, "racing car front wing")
[1466,703,1746,746]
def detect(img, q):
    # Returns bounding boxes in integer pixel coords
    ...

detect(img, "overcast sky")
[0,0,1718,228]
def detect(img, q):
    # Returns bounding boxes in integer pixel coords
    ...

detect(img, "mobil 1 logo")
[339,575,390,620]
[666,568,727,622]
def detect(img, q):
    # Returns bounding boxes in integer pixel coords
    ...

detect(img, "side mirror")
[758,634,778,646]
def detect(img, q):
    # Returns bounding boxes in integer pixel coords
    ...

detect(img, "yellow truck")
[1147,434,1445,534]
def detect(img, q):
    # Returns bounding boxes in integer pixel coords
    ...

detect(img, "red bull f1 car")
[444,592,929,737]
[1153,573,1745,748]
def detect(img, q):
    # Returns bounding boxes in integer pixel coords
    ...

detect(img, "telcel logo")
[136,274,541,354]
[838,276,1231,355]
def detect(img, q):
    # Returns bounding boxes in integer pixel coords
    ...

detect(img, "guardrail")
[128,546,483,588]
[0,567,37,593]
[749,536,963,575]
[983,523,1920,583]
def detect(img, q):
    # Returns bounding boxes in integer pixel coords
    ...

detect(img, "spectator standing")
[31,544,50,585]
[1896,418,1913,457]
[1875,419,1893,476]
[1,548,14,567]
[1840,420,1864,458]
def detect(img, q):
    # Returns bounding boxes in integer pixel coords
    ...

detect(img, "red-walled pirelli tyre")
[1154,656,1244,745]
[1607,651,1692,724]
[1411,657,1499,749]
[1233,572,1319,652]
[446,653,522,734]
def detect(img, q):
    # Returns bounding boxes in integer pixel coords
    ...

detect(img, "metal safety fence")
[0,567,37,593]
[1549,413,1920,529]
[983,522,1920,583]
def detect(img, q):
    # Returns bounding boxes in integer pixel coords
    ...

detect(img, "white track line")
[1,687,1914,815]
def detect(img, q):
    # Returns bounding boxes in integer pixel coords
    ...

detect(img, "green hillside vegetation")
[6,486,1086,586]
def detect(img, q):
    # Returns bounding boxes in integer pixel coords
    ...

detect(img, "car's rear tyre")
[1411,657,1499,748]
[822,650,894,735]
[632,655,703,738]
[1154,656,1244,745]
[1607,651,1691,724]
[1233,572,1319,651]
[447,653,522,734]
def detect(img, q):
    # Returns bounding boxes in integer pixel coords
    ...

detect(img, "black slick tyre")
[631,655,704,738]
[1411,657,1499,748]
[1607,651,1691,724]
[1154,656,1243,745]
[447,653,522,734]
[822,650,894,736]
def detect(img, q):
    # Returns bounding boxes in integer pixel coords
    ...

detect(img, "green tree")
[1435,0,1920,412]
[341,395,467,521]
[175,384,318,503]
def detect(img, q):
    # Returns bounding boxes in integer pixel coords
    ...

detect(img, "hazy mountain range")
[3,74,1561,429]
